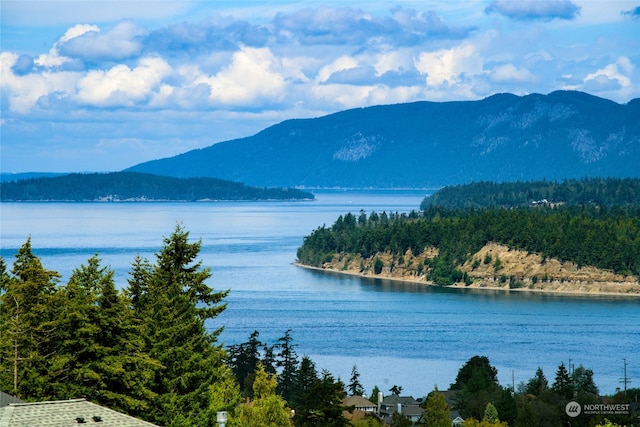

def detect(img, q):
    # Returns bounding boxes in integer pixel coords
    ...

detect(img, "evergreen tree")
[389,385,403,395]
[452,356,501,420]
[494,387,517,427]
[451,356,498,391]
[369,385,381,404]
[524,367,548,396]
[420,385,450,427]
[389,411,413,427]
[230,364,294,427]
[291,355,318,408]
[552,362,573,399]
[276,329,299,402]
[130,225,236,426]
[293,370,349,427]
[227,330,264,398]
[573,365,599,396]
[0,238,60,399]
[49,255,160,415]
[483,402,499,422]
[348,365,364,396]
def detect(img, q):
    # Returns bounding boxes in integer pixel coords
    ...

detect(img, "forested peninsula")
[0,171,314,202]
[296,178,640,296]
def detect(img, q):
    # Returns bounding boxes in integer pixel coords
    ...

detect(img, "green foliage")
[373,258,384,274]
[348,365,364,396]
[421,178,640,210]
[420,385,450,427]
[0,172,314,202]
[49,255,160,414]
[129,224,238,426]
[230,365,294,427]
[369,385,381,404]
[523,367,548,396]
[293,370,350,427]
[595,420,628,427]
[276,329,299,403]
[389,411,413,427]
[297,202,640,277]
[483,402,499,422]
[552,362,573,399]
[451,356,498,391]
[0,238,60,399]
[451,356,501,420]
[227,330,267,398]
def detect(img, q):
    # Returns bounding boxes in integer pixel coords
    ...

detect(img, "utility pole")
[619,358,631,394]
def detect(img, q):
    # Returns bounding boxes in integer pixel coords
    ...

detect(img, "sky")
[1,1,639,173]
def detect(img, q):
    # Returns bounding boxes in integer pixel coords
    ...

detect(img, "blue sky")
[1,1,639,173]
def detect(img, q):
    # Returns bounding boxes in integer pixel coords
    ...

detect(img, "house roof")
[381,394,419,406]
[0,392,24,408]
[342,395,376,408]
[0,398,159,427]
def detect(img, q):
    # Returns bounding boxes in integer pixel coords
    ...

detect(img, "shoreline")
[294,262,640,299]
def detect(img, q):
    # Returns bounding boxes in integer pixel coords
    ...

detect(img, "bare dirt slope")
[303,242,640,297]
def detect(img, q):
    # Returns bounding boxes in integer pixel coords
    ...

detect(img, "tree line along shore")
[296,178,640,296]
[1,228,637,427]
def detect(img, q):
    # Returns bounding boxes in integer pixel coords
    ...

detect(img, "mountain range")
[127,90,640,189]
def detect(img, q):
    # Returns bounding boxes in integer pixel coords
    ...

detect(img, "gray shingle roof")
[0,392,24,408]
[0,399,159,427]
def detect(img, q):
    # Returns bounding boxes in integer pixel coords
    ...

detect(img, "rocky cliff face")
[309,243,640,296]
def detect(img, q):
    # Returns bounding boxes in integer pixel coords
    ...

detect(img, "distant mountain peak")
[127,91,640,189]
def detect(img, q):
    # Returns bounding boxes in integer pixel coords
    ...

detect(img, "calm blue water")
[1,191,638,398]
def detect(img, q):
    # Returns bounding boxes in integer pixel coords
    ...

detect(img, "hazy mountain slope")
[127,91,640,188]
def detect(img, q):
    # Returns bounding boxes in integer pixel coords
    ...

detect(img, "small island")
[0,171,314,202]
[296,178,640,297]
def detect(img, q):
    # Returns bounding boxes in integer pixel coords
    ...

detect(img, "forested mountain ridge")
[0,171,313,201]
[420,177,640,209]
[127,91,640,188]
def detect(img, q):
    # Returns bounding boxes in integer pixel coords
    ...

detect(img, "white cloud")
[76,56,173,107]
[490,63,537,83]
[35,24,100,67]
[59,21,147,62]
[316,55,359,83]
[197,46,288,107]
[584,56,633,88]
[1,51,79,113]
[373,48,415,76]
[415,42,484,86]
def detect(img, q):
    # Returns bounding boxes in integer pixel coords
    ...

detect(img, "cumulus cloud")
[489,63,536,83]
[1,51,80,114]
[76,56,173,107]
[415,42,484,86]
[485,0,581,21]
[35,24,100,68]
[195,46,288,108]
[583,57,634,90]
[58,21,147,62]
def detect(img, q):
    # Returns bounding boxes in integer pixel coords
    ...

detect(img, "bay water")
[1,191,638,398]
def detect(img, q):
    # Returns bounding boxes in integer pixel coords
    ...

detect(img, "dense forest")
[1,227,637,427]
[298,181,640,286]
[0,171,314,201]
[420,178,640,210]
